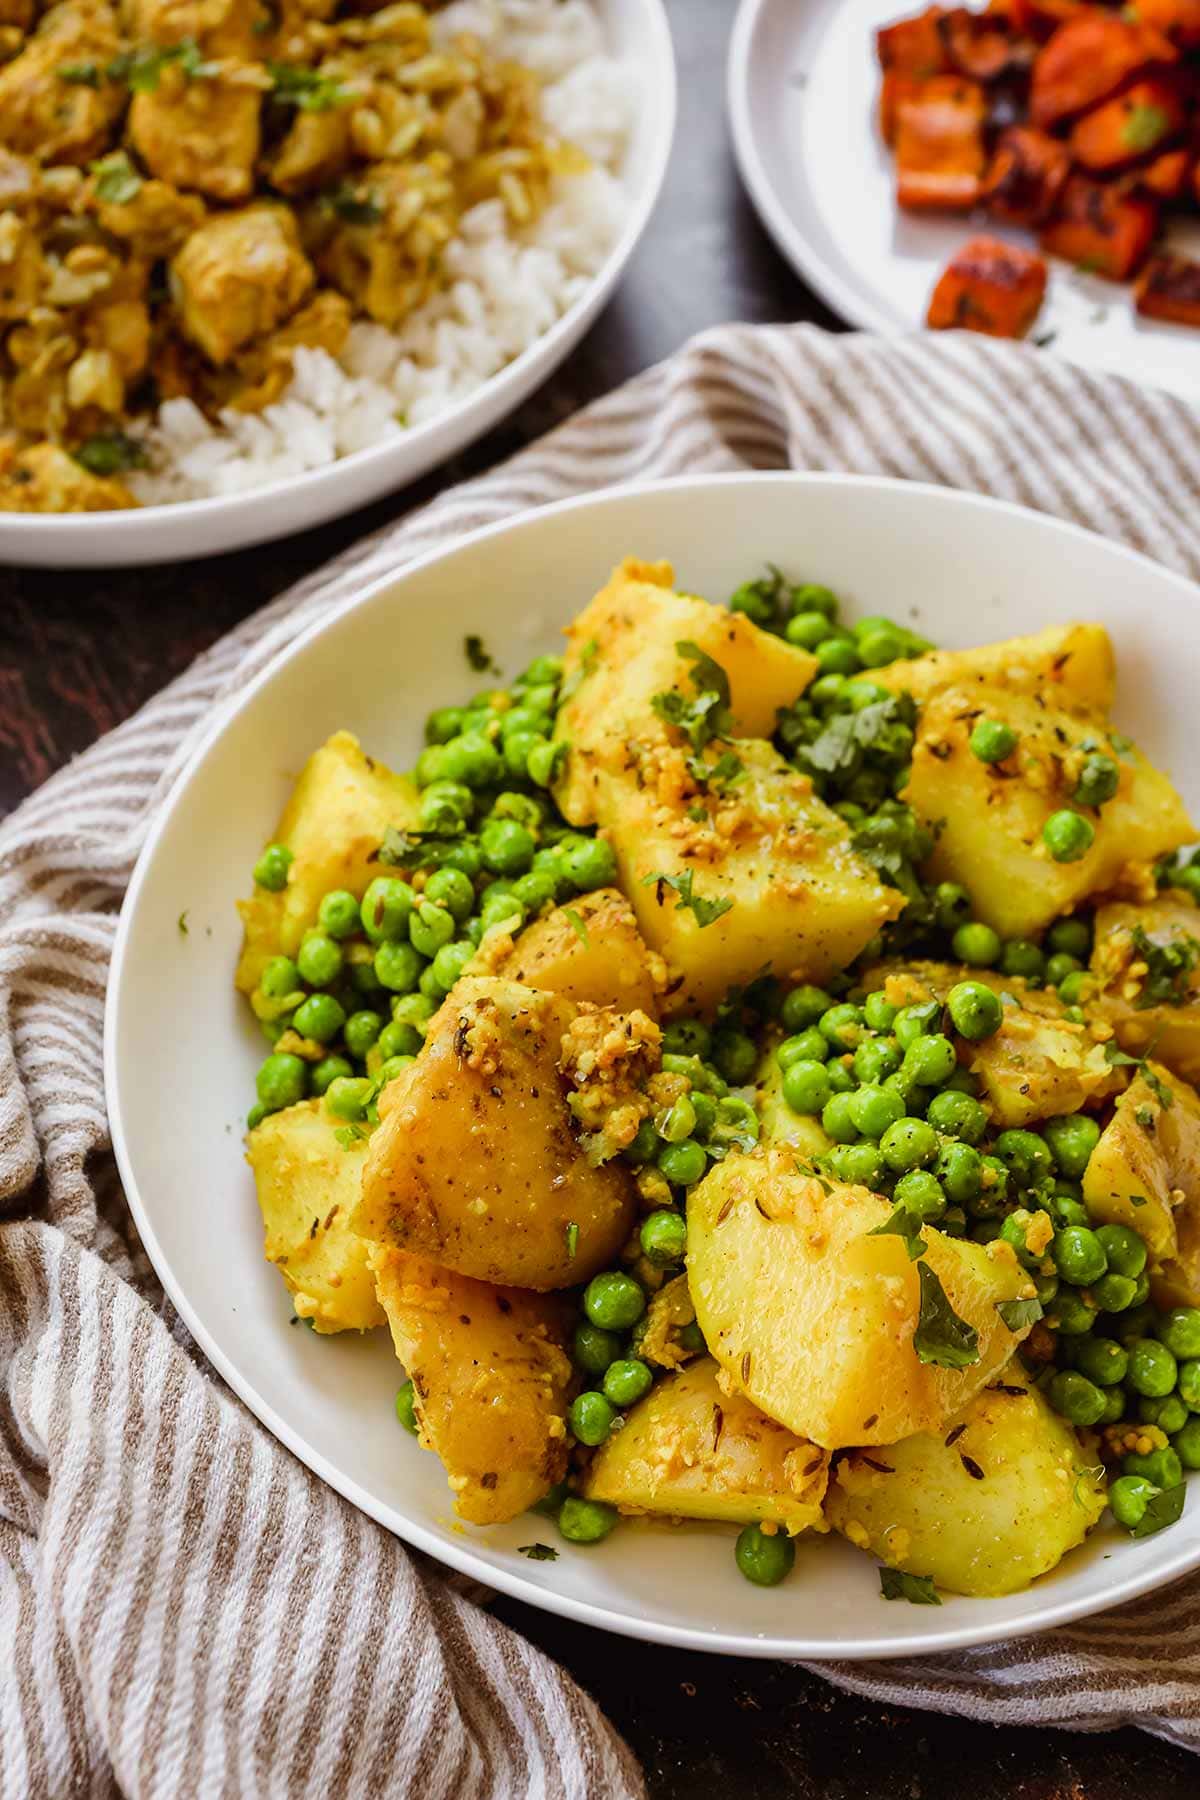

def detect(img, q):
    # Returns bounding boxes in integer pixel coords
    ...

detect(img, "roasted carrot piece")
[1007,0,1085,42]
[1136,252,1200,323]
[1039,173,1160,278]
[926,235,1048,335]
[983,125,1072,223]
[1128,0,1200,49]
[880,70,923,143]
[895,76,988,210]
[1030,13,1177,128]
[877,7,952,74]
[1070,76,1186,169]
[1119,143,1192,195]
[941,6,1037,79]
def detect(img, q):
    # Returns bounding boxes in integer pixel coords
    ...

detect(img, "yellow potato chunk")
[235,730,420,992]
[372,1247,572,1526]
[171,204,313,364]
[583,1359,830,1535]
[605,741,903,1016]
[1083,1063,1200,1302]
[862,962,1116,1129]
[874,623,1115,714]
[1091,896,1200,1085]
[475,887,665,1015]
[825,1369,1107,1596]
[904,686,1193,939]
[687,1148,1032,1449]
[353,977,637,1290]
[0,441,135,514]
[0,2,126,164]
[246,1099,384,1334]
[636,1274,701,1372]
[554,557,816,822]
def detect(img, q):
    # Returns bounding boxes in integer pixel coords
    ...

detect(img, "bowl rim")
[105,470,1200,1659]
[2,0,677,551]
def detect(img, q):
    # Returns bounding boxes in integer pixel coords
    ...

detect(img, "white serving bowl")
[0,0,675,570]
[107,473,1200,1659]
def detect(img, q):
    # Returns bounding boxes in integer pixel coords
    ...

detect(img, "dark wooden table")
[1,1,1193,1791]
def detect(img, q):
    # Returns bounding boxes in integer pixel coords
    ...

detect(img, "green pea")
[999,1208,1042,1265]
[808,673,848,709]
[1001,939,1045,982]
[993,1128,1054,1186]
[408,900,455,958]
[1043,810,1095,863]
[311,1053,354,1096]
[894,1002,939,1048]
[821,1093,860,1144]
[783,1060,832,1116]
[1127,1337,1178,1398]
[1090,1225,1146,1282]
[849,1083,906,1141]
[570,1391,616,1447]
[786,610,836,650]
[790,582,839,619]
[1042,952,1081,990]
[480,890,525,934]
[1099,1387,1127,1425]
[253,842,293,892]
[1043,1113,1101,1181]
[439,731,503,789]
[902,1033,957,1087]
[583,1271,645,1333]
[894,1169,946,1222]
[573,1322,621,1375]
[558,1497,617,1544]
[1177,865,1200,903]
[392,992,435,1030]
[395,1380,419,1434]
[1141,1393,1189,1435]
[640,1209,687,1266]
[678,1322,707,1354]
[290,992,343,1044]
[420,781,474,833]
[422,866,474,922]
[1158,1307,1200,1360]
[561,835,617,892]
[361,877,415,943]
[856,622,911,668]
[713,1030,758,1085]
[781,985,833,1032]
[375,940,423,993]
[826,1060,856,1095]
[815,636,862,676]
[658,1139,707,1187]
[425,706,465,745]
[1046,917,1092,960]
[378,1020,422,1060]
[325,1075,372,1121]
[825,1142,884,1188]
[261,955,301,1000]
[1130,1271,1151,1307]
[1108,1475,1160,1531]
[880,1117,938,1172]
[1111,1302,1158,1345]
[1073,1336,1129,1387]
[520,654,562,687]
[1052,1225,1108,1287]
[778,1029,829,1069]
[659,1095,697,1144]
[522,740,559,789]
[925,1090,987,1144]
[427,939,472,994]
[343,1009,384,1059]
[861,992,896,1034]
[442,839,484,880]
[946,980,1003,1042]
[1048,1370,1107,1427]
[1173,1417,1200,1469]
[969,718,1018,764]
[314,889,359,941]
[624,1119,661,1166]
[1124,1446,1183,1490]
[296,933,343,989]
[936,1140,984,1203]
[1050,1288,1098,1335]
[602,1359,653,1408]
[1092,1271,1139,1312]
[1073,752,1119,808]
[664,1019,713,1059]
[952,922,1002,968]
[734,1523,796,1587]
[819,1003,865,1051]
[853,1037,901,1084]
[477,818,534,878]
[1179,1360,1200,1411]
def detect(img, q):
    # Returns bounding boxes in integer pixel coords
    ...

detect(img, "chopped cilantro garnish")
[518,1542,558,1561]
[177,911,189,936]
[90,153,143,205]
[268,60,353,110]
[58,60,101,85]
[687,746,744,791]
[559,639,598,705]
[996,1296,1042,1332]
[1129,1482,1186,1538]
[913,1263,979,1370]
[74,430,148,475]
[1130,924,1200,1009]
[642,867,733,929]
[563,908,589,948]
[651,641,733,753]
[867,1203,925,1261]
[564,1220,579,1260]
[464,634,499,675]
[377,826,467,871]
[880,1568,941,1605]
[108,38,217,92]
[325,182,383,225]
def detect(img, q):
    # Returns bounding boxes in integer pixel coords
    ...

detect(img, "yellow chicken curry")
[0,0,577,512]
[235,558,1200,1599]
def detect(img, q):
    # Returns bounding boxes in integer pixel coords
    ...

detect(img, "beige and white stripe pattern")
[3,326,1200,1794]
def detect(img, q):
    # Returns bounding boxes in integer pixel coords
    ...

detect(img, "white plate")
[728,0,1200,400]
[0,0,675,570]
[107,472,1200,1659]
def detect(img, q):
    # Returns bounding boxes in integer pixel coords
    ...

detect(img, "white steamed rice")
[127,0,632,506]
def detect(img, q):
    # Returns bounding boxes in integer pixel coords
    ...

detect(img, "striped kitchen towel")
[3,326,1200,1800]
